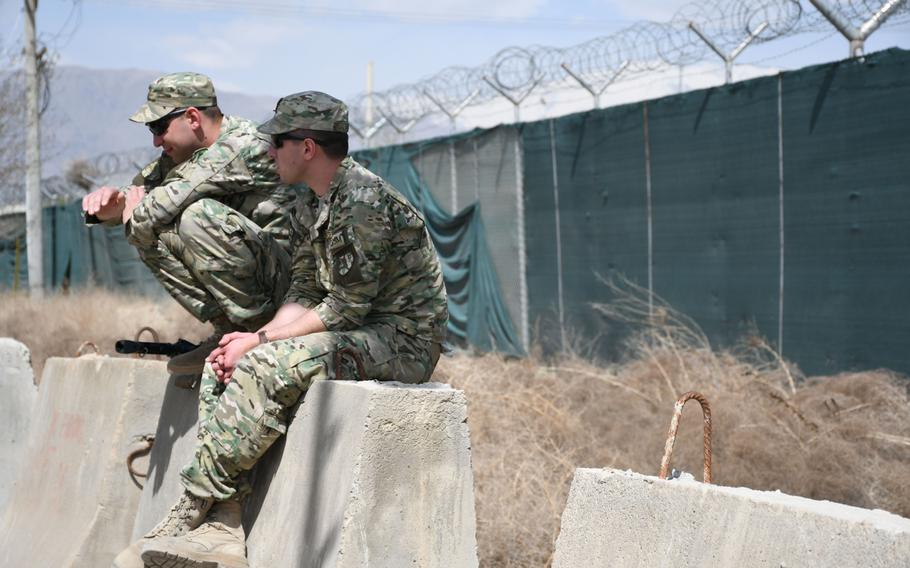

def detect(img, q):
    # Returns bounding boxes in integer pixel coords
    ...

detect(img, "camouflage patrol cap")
[258,91,349,135]
[129,72,218,123]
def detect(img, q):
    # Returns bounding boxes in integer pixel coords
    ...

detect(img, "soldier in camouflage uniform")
[131,92,448,568]
[82,73,297,375]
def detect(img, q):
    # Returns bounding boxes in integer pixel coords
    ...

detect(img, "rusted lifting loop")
[127,435,155,489]
[75,341,99,357]
[133,326,161,359]
[658,391,713,484]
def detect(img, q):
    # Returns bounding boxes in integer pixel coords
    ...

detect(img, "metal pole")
[777,74,785,355]
[643,102,654,317]
[24,0,43,297]
[808,0,907,58]
[366,61,374,126]
[376,109,418,134]
[482,76,538,124]
[449,141,458,213]
[423,88,479,133]
[688,21,768,84]
[549,119,566,350]
[561,60,629,108]
[515,132,529,351]
[349,117,387,147]
[14,237,21,291]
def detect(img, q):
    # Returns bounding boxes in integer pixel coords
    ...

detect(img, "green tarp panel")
[355,141,524,355]
[411,129,525,341]
[0,201,162,294]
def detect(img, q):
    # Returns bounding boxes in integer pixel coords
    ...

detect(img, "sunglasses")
[147,108,187,136]
[271,132,328,149]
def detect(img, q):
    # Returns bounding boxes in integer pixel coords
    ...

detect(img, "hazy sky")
[1,0,908,100]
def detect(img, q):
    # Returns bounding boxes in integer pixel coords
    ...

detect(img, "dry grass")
[432,278,910,567]
[0,289,208,381]
[2,287,908,567]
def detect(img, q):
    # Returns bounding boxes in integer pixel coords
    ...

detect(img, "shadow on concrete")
[146,378,199,495]
[244,383,344,564]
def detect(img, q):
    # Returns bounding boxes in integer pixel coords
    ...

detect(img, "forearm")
[262,308,327,342]
[259,302,310,333]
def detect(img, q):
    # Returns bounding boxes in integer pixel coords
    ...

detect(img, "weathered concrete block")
[553,468,910,568]
[247,381,478,568]
[0,356,170,567]
[131,379,479,567]
[0,338,37,513]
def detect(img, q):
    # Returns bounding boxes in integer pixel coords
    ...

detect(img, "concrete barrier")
[131,379,479,568]
[552,468,910,568]
[0,338,37,512]
[0,356,170,567]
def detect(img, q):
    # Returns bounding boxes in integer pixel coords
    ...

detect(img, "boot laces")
[145,493,212,538]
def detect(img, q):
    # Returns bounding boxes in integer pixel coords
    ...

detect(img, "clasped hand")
[206,332,260,384]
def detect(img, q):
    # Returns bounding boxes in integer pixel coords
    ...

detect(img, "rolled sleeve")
[125,143,247,247]
[283,240,322,309]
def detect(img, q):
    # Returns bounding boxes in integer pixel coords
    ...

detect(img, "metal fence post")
[808,0,907,58]
[688,21,769,84]
[560,60,629,109]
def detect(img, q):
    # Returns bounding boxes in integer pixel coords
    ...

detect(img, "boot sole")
[142,548,247,568]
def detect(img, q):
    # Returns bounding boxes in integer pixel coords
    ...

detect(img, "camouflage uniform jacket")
[285,157,448,344]
[125,115,298,249]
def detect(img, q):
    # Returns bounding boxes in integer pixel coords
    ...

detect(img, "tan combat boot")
[167,316,233,375]
[140,499,248,568]
[111,491,214,568]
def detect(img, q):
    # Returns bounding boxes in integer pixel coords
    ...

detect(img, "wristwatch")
[258,330,270,344]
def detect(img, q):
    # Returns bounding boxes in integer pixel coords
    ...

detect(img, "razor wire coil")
[348,0,909,134]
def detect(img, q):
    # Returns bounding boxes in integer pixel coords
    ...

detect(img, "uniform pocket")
[209,405,286,471]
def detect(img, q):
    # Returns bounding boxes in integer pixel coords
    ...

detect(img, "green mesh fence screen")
[779,50,910,374]
[522,48,910,375]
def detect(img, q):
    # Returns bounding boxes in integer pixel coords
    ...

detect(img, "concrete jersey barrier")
[0,338,38,513]
[0,356,170,567]
[553,468,910,568]
[133,378,479,568]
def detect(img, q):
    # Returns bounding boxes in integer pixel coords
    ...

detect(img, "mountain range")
[40,66,278,176]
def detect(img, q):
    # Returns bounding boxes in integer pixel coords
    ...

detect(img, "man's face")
[268,135,309,184]
[149,109,202,164]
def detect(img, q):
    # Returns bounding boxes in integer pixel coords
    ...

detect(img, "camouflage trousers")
[179,323,442,500]
[136,198,289,331]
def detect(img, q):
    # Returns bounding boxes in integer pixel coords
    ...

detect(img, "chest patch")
[330,228,366,285]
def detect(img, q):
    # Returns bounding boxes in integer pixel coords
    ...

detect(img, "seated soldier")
[111,92,448,568]
[82,72,297,374]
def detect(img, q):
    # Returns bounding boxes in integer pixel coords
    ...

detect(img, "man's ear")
[185,107,204,130]
[304,138,319,158]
